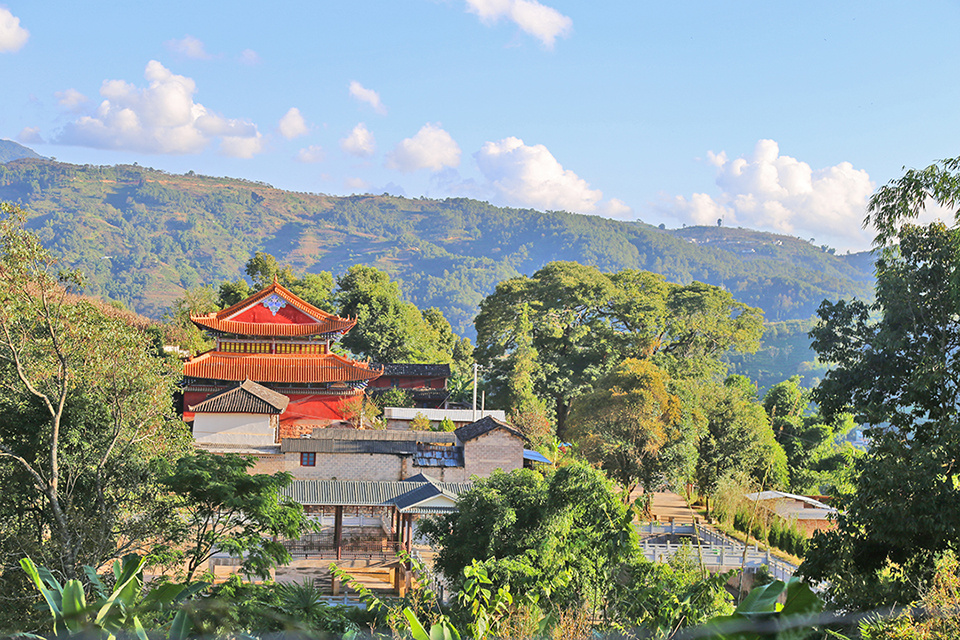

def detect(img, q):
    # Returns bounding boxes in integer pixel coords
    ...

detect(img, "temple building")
[182,281,382,432]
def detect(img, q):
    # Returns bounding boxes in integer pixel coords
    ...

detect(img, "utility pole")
[472,363,479,422]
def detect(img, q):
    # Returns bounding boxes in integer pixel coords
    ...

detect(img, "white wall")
[194,413,275,445]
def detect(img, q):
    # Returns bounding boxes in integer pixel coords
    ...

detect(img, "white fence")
[637,522,797,582]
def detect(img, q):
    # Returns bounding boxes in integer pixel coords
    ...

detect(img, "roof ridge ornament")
[262,293,287,316]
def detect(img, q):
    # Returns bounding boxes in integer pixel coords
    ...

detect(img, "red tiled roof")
[184,351,383,384]
[190,282,356,337]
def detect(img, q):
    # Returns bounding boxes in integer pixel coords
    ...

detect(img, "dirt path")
[649,490,699,522]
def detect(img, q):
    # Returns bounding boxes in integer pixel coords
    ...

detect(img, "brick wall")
[249,454,286,475]
[463,430,523,477]
[282,452,404,481]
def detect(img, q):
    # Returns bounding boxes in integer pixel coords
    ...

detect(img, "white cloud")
[0,8,28,53]
[56,60,263,156]
[464,0,571,48]
[17,127,43,144]
[278,107,309,139]
[55,88,88,110]
[340,123,376,157]
[220,133,265,158]
[296,145,324,163]
[239,49,260,65]
[669,139,875,251]
[475,136,602,212]
[344,177,369,191]
[165,35,212,60]
[386,123,460,172]
[599,198,633,219]
[348,81,386,115]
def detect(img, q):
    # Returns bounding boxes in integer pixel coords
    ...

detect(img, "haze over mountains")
[0,145,874,343]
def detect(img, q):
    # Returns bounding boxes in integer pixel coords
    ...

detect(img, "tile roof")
[455,415,527,443]
[189,379,290,414]
[281,479,472,510]
[191,281,357,337]
[184,351,382,384]
[281,438,417,455]
[307,428,458,443]
[373,363,452,378]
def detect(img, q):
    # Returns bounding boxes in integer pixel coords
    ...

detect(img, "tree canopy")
[475,261,763,434]
[801,158,960,610]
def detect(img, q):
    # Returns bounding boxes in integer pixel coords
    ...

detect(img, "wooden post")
[405,515,412,554]
[334,506,343,561]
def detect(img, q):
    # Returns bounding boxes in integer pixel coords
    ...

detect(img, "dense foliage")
[801,158,960,611]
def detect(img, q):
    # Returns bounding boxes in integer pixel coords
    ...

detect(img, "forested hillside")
[0,157,874,336]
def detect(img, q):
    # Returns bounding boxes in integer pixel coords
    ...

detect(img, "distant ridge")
[0,158,874,337]
[0,140,43,163]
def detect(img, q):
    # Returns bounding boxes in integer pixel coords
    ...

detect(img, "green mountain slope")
[0,140,43,163]
[0,158,873,337]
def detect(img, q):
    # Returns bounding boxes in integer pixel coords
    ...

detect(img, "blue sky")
[3,1,960,252]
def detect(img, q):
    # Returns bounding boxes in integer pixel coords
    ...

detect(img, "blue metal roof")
[523,449,553,464]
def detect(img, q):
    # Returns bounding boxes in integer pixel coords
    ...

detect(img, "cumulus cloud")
[278,107,309,139]
[296,145,324,163]
[0,8,28,53]
[348,81,386,114]
[239,48,260,65]
[165,35,212,60]
[17,127,43,144]
[56,60,263,156]
[669,139,875,250]
[599,198,633,219]
[55,88,88,110]
[464,0,571,48]
[386,123,460,172]
[344,177,369,191]
[475,136,602,212]
[340,123,376,157]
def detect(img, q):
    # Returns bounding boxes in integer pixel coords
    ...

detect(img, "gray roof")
[189,379,289,414]
[282,479,471,512]
[281,438,417,455]
[307,428,457,443]
[455,415,527,443]
[374,363,452,378]
[391,482,459,511]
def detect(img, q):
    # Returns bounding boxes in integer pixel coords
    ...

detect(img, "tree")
[567,358,683,499]
[693,376,788,508]
[159,451,306,582]
[504,304,553,446]
[475,262,762,435]
[801,161,960,608]
[335,265,460,364]
[0,204,190,589]
[419,462,637,610]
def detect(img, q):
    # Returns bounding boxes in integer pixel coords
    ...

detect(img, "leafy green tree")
[567,358,683,498]
[694,376,788,509]
[335,265,460,364]
[244,251,294,288]
[0,204,190,591]
[374,386,414,409]
[419,462,637,610]
[158,451,306,582]
[475,262,763,435]
[163,284,218,353]
[504,304,553,446]
[801,159,960,609]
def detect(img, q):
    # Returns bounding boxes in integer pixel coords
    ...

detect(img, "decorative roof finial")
[273,274,278,284]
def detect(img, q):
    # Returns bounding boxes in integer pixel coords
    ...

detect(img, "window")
[300,452,316,467]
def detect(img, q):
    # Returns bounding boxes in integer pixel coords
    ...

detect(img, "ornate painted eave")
[190,281,356,338]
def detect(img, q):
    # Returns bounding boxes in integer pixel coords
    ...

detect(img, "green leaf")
[403,607,432,640]
[20,558,64,634]
[60,580,87,632]
[169,610,192,640]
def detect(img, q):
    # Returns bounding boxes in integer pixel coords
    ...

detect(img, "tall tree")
[567,358,683,499]
[801,158,960,608]
[0,204,190,588]
[475,262,763,434]
[335,265,460,364]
